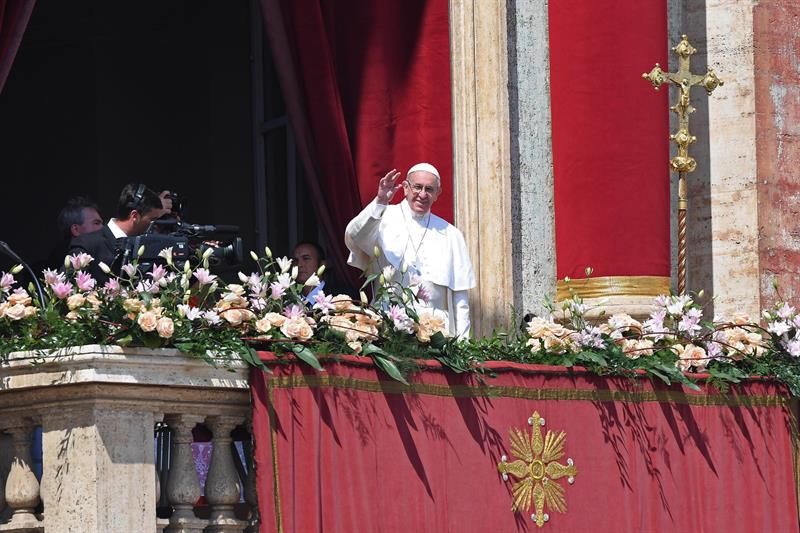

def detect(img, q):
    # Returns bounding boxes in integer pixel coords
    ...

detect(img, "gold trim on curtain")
[556,275,671,301]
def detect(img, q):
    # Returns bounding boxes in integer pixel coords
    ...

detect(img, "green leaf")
[361,343,388,357]
[142,334,162,349]
[116,334,133,347]
[576,351,608,366]
[429,331,447,350]
[647,367,672,385]
[373,355,409,385]
[292,344,323,370]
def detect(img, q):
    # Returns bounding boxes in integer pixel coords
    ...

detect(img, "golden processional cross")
[642,35,723,295]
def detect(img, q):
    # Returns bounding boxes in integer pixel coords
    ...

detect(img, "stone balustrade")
[0,345,256,533]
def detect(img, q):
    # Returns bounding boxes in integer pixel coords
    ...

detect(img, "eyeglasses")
[406,181,438,195]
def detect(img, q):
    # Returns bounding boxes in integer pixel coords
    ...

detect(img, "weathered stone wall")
[754,0,800,308]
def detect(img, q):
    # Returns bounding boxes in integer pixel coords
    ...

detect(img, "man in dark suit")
[67,183,164,284]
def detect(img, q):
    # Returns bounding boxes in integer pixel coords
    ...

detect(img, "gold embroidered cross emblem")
[497,411,578,527]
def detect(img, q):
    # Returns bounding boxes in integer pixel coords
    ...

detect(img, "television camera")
[116,218,243,274]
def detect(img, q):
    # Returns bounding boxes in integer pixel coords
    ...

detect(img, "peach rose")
[3,303,27,321]
[67,293,86,311]
[255,316,272,333]
[280,316,314,341]
[265,312,286,327]
[123,298,144,313]
[221,309,244,326]
[156,317,174,338]
[332,294,356,312]
[7,291,32,307]
[676,343,707,372]
[415,312,447,343]
[138,311,158,332]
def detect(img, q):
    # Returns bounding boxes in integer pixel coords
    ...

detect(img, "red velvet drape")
[0,0,35,94]
[252,356,799,533]
[550,1,670,279]
[259,1,454,273]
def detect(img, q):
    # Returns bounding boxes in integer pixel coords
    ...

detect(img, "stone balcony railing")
[0,345,257,533]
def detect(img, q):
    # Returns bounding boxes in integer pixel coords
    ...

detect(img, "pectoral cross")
[643,35,724,295]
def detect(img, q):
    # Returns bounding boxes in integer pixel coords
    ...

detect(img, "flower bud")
[373,246,380,258]
[64,256,71,269]
[401,262,409,274]
[250,250,259,262]
[184,260,192,274]
[291,266,299,280]
[402,292,409,303]
[584,266,593,277]
[98,262,112,275]
[316,264,326,277]
[379,275,385,285]
[265,246,273,259]
[202,247,214,260]
[137,245,146,258]
[10,264,23,275]
[360,291,368,305]
[697,289,705,299]
[238,272,249,283]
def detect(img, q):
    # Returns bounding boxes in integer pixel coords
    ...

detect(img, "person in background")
[292,241,327,304]
[56,196,104,243]
[67,183,163,283]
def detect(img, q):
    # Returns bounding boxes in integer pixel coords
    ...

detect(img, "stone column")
[678,0,760,318]
[164,414,207,533]
[204,416,246,533]
[40,407,156,533]
[3,420,42,531]
[507,0,557,317]
[450,0,515,336]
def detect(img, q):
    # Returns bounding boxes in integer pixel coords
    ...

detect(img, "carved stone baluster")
[204,416,247,532]
[164,414,207,533]
[242,418,259,533]
[4,420,42,531]
[0,431,9,521]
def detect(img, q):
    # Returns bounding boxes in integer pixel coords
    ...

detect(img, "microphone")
[0,240,47,309]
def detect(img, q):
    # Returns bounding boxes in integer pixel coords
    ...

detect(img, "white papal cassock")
[345,198,476,337]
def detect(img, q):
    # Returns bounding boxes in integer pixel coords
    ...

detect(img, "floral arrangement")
[3,248,800,394]
[0,246,448,384]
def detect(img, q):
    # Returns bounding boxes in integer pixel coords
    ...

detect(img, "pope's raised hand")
[376,169,402,205]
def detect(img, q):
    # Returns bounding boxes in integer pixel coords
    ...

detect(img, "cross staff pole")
[642,35,724,295]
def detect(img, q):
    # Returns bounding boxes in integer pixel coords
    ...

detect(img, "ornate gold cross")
[642,35,724,295]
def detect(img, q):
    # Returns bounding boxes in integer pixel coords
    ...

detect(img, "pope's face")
[403,171,440,215]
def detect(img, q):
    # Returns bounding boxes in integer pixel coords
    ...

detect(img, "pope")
[344,163,476,337]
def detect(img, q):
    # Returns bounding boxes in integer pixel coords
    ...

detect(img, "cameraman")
[67,183,163,283]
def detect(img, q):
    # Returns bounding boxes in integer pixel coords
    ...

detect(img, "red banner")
[252,355,799,532]
[550,0,670,279]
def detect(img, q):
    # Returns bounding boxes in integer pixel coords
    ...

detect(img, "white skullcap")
[407,162,441,180]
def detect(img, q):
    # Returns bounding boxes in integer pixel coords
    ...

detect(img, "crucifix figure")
[642,35,724,295]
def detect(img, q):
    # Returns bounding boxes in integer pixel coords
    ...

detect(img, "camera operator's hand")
[159,190,173,218]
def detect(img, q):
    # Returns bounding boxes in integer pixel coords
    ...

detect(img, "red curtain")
[259,1,454,266]
[252,356,799,532]
[0,0,35,94]
[550,1,670,279]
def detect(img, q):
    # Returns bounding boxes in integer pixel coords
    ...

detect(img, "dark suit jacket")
[67,226,122,284]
